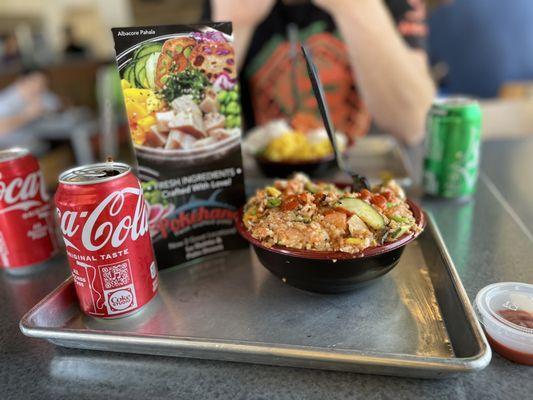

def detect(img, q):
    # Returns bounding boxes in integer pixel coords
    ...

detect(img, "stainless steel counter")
[1,137,532,399]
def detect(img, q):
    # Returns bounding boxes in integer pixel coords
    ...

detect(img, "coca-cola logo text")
[0,171,48,213]
[108,289,134,311]
[58,186,149,252]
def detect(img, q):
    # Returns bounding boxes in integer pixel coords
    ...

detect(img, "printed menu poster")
[112,23,246,269]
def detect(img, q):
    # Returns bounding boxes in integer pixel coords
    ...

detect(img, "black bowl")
[235,200,426,294]
[255,154,337,179]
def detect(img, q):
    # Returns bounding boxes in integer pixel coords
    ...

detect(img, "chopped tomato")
[382,190,394,202]
[360,189,372,201]
[371,194,387,209]
[297,193,308,204]
[313,192,326,203]
[281,195,299,211]
[172,53,188,73]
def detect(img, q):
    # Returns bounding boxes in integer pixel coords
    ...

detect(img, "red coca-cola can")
[55,161,158,318]
[0,148,57,273]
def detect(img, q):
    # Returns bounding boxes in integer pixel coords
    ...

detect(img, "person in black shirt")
[203,0,434,144]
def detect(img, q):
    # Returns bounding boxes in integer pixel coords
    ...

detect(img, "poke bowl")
[244,116,349,179]
[235,174,426,293]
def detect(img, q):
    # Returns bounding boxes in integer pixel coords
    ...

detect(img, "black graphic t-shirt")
[203,0,427,138]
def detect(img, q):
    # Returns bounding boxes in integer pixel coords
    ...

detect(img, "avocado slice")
[336,198,385,230]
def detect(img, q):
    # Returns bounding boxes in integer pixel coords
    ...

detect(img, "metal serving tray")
[20,216,490,379]
[244,134,413,186]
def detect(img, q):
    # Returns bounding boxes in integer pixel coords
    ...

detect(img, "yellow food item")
[121,87,164,145]
[345,237,364,245]
[123,88,154,101]
[131,126,146,145]
[146,94,162,113]
[125,98,149,120]
[263,131,334,162]
[266,186,282,197]
[243,207,258,223]
[137,115,156,130]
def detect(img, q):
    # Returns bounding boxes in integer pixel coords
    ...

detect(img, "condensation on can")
[423,97,482,199]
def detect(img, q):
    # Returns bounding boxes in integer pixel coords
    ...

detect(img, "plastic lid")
[475,282,533,358]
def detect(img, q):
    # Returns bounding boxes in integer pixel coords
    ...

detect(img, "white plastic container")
[475,282,533,365]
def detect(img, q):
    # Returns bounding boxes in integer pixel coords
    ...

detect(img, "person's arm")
[0,100,46,136]
[210,0,275,69]
[0,73,48,136]
[316,0,435,144]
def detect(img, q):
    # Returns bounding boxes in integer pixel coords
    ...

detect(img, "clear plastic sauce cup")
[475,282,533,366]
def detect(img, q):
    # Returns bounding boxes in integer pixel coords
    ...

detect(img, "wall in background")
[130,0,201,26]
[0,0,133,59]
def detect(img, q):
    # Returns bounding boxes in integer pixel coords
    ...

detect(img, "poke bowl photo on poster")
[114,25,241,162]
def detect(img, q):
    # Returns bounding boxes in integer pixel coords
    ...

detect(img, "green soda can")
[423,97,482,198]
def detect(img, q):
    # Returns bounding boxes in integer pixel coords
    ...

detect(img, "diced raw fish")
[168,111,206,138]
[145,126,167,147]
[323,211,347,231]
[155,111,174,132]
[226,128,240,137]
[164,131,181,150]
[200,89,219,113]
[203,112,225,131]
[170,95,202,119]
[347,214,372,237]
[164,130,198,150]
[208,128,231,141]
[192,137,216,148]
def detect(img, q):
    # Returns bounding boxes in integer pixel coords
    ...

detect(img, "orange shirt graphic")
[249,32,371,139]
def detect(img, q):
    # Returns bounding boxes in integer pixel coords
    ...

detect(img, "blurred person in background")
[429,0,533,98]
[0,73,59,154]
[204,0,435,145]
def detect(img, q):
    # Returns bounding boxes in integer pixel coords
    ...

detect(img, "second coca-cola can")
[55,161,158,318]
[0,148,57,273]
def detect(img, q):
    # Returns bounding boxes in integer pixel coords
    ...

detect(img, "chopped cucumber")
[123,63,132,79]
[134,42,163,59]
[124,63,136,87]
[336,198,385,230]
[305,182,319,194]
[391,225,410,240]
[267,198,281,208]
[140,67,149,88]
[134,54,150,88]
[391,215,412,224]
